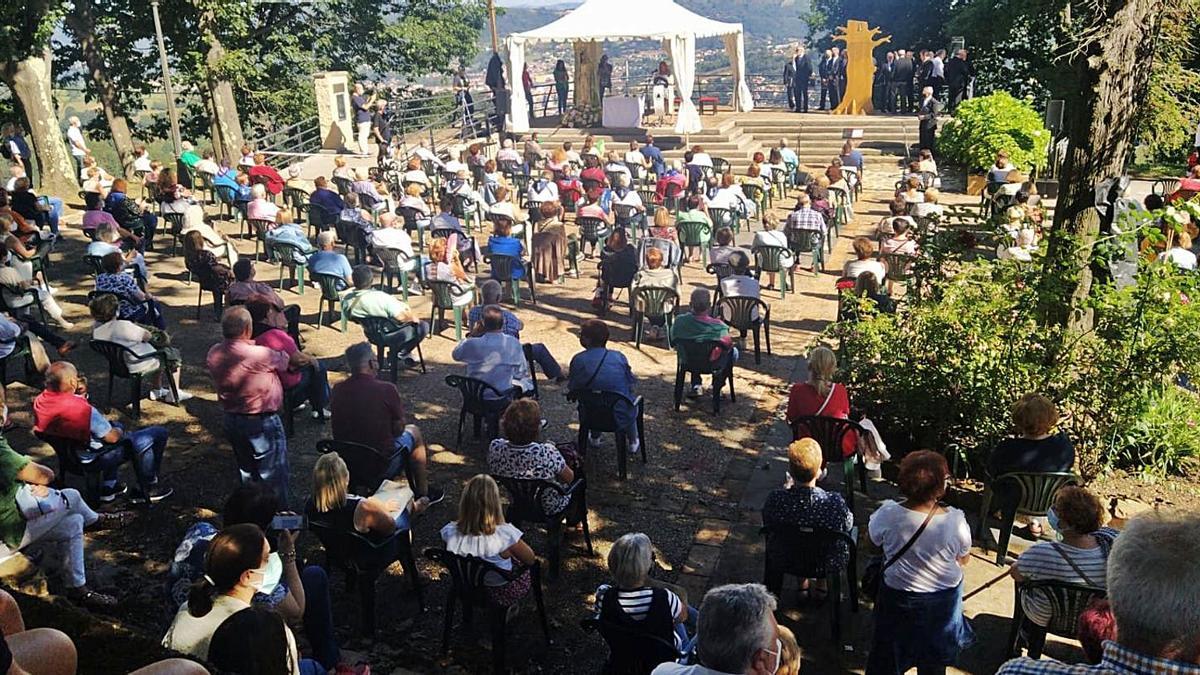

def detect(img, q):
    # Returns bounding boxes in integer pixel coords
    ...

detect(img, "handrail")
[257,117,322,168]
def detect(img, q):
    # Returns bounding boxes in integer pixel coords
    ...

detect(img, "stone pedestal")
[313,71,353,151]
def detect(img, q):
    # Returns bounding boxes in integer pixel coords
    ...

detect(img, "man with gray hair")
[308,230,353,290]
[206,307,311,505]
[328,342,443,504]
[668,288,738,399]
[466,280,565,382]
[998,512,1200,674]
[652,583,780,674]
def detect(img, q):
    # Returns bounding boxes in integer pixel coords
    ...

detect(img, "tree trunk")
[64,0,137,177]
[1,52,76,194]
[1040,0,1166,330]
[199,11,245,163]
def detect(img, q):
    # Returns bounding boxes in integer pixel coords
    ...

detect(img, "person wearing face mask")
[163,523,277,662]
[1008,487,1118,647]
[651,582,782,674]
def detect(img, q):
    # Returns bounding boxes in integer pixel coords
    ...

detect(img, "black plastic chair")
[162,212,186,256]
[88,339,177,419]
[311,272,343,330]
[492,475,593,579]
[444,375,516,448]
[484,253,536,306]
[315,438,414,496]
[672,339,735,414]
[977,471,1080,565]
[424,548,551,674]
[580,615,686,675]
[353,316,427,379]
[332,175,354,196]
[424,279,475,341]
[0,335,34,389]
[761,523,859,644]
[630,286,678,349]
[184,259,226,321]
[789,416,869,509]
[715,296,772,364]
[1007,579,1106,659]
[34,431,107,503]
[307,505,424,637]
[568,389,647,481]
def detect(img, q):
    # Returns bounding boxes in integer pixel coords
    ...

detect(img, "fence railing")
[256,117,323,167]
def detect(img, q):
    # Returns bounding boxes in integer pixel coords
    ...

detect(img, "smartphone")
[270,513,307,531]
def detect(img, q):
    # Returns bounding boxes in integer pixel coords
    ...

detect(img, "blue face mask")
[1047,507,1061,533]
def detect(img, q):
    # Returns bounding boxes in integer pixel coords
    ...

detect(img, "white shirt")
[133,155,152,172]
[868,500,971,593]
[194,159,220,175]
[402,169,429,186]
[605,163,632,183]
[689,153,713,168]
[67,126,87,157]
[371,227,414,257]
[931,56,945,78]
[93,319,158,374]
[1159,247,1197,270]
[440,521,523,584]
[624,150,646,166]
[844,259,887,286]
[527,180,558,203]
[652,664,741,675]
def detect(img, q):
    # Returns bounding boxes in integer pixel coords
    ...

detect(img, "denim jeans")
[301,565,340,669]
[45,197,63,235]
[19,488,98,588]
[289,360,330,412]
[383,320,428,357]
[223,412,289,507]
[85,423,169,491]
[526,342,563,380]
[383,431,414,480]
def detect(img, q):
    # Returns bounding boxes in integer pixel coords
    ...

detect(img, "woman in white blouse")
[440,474,537,606]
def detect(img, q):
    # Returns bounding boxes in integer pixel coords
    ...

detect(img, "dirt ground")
[8,161,1198,675]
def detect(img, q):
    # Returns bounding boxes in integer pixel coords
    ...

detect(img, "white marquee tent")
[504,0,754,135]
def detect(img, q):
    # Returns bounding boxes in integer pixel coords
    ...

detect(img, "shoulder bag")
[862,503,936,600]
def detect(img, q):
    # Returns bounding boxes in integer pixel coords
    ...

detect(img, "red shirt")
[329,373,405,455]
[254,329,300,389]
[32,390,93,443]
[786,382,857,458]
[248,165,284,195]
[206,339,289,414]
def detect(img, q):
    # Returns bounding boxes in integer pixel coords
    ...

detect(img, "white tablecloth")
[602,96,643,128]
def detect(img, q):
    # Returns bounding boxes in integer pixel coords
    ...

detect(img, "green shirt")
[0,437,31,548]
[670,312,730,344]
[340,289,410,330]
[179,151,200,167]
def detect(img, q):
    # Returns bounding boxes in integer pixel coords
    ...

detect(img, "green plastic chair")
[424,279,475,341]
[374,246,420,303]
[708,206,741,235]
[786,228,824,275]
[630,286,678,349]
[268,241,310,295]
[311,273,343,329]
[879,252,916,294]
[978,471,1080,565]
[248,218,274,261]
[676,219,712,265]
[754,245,794,297]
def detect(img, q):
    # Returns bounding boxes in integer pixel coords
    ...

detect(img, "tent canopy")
[504,0,753,134]
[509,0,743,43]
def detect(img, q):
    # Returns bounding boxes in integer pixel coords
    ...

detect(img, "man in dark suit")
[829,47,846,109]
[818,49,833,110]
[917,86,942,155]
[945,49,975,113]
[784,50,798,110]
[891,49,915,113]
[874,52,894,111]
[793,50,813,113]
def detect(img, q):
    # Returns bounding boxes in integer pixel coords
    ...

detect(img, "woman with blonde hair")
[306,452,426,537]
[425,237,475,307]
[648,206,677,242]
[398,181,430,216]
[762,438,853,600]
[786,346,857,458]
[777,625,802,675]
[440,474,537,606]
[986,393,1075,539]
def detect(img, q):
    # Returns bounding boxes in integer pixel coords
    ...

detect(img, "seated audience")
[453,305,532,399]
[264,211,315,265]
[594,532,697,655]
[750,214,793,290]
[987,393,1075,538]
[228,259,301,344]
[531,201,568,283]
[308,231,353,290]
[786,346,856,458]
[440,475,537,607]
[1158,231,1197,270]
[0,247,71,329]
[248,154,284,195]
[90,293,187,403]
[842,237,887,287]
[910,187,944,220]
[650,583,779,675]
[709,226,748,267]
[999,513,1200,674]
[308,452,429,546]
[597,228,639,301]
[245,296,328,420]
[329,342,441,502]
[762,438,853,600]
[33,361,174,502]
[89,221,148,281]
[183,230,235,298]
[245,183,279,223]
[876,199,917,240]
[852,272,896,315]
[488,399,581,518]
[720,251,763,310]
[649,207,678,242]
[880,219,919,256]
[487,216,527,283]
[95,251,165,328]
[104,178,158,244]
[631,246,678,340]
[568,320,639,452]
[867,451,974,675]
[669,289,738,399]
[340,265,426,361]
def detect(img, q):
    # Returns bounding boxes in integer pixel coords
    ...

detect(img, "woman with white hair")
[88,222,149,282]
[245,183,278,222]
[595,532,697,654]
[350,168,390,214]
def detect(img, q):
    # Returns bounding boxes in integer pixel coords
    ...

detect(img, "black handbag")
[862,503,937,599]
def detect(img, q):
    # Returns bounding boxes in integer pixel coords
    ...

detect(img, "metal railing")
[256,117,323,167]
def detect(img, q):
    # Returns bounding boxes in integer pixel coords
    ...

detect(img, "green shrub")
[830,202,1200,478]
[938,92,1052,172]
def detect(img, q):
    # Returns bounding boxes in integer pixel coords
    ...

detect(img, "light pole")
[487,0,499,53]
[150,0,182,158]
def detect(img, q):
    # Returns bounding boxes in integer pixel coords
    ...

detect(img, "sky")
[496,0,582,6]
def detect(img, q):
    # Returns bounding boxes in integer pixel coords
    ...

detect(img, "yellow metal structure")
[832,20,890,115]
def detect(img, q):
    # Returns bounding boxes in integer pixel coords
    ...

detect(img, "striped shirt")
[1014,528,1118,626]
[595,584,683,648]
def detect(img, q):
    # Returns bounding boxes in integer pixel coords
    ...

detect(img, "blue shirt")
[265,224,314,263]
[640,144,665,176]
[308,251,353,286]
[309,188,345,219]
[568,347,638,429]
[212,170,239,193]
[467,306,522,338]
[487,236,525,279]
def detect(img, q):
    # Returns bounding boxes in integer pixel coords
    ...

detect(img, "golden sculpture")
[832,20,890,115]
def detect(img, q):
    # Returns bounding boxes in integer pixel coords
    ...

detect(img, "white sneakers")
[150,388,193,403]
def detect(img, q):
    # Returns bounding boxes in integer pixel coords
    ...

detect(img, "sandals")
[89,511,135,531]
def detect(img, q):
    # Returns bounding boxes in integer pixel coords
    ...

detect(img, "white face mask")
[245,565,268,593]
[764,637,783,674]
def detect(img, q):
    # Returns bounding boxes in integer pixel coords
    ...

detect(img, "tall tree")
[0,0,77,193]
[62,0,138,175]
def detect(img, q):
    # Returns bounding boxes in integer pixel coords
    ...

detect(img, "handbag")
[862,503,937,600]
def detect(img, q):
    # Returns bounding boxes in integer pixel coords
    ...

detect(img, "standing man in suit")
[917,86,942,156]
[793,49,813,113]
[945,49,975,113]
[829,47,846,109]
[784,49,798,111]
[891,49,915,113]
[818,49,833,110]
[874,52,895,111]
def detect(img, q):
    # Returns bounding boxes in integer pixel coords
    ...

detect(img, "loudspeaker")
[1045,100,1065,135]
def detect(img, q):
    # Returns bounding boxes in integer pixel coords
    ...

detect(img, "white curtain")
[723,32,755,113]
[667,33,701,135]
[506,37,530,132]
